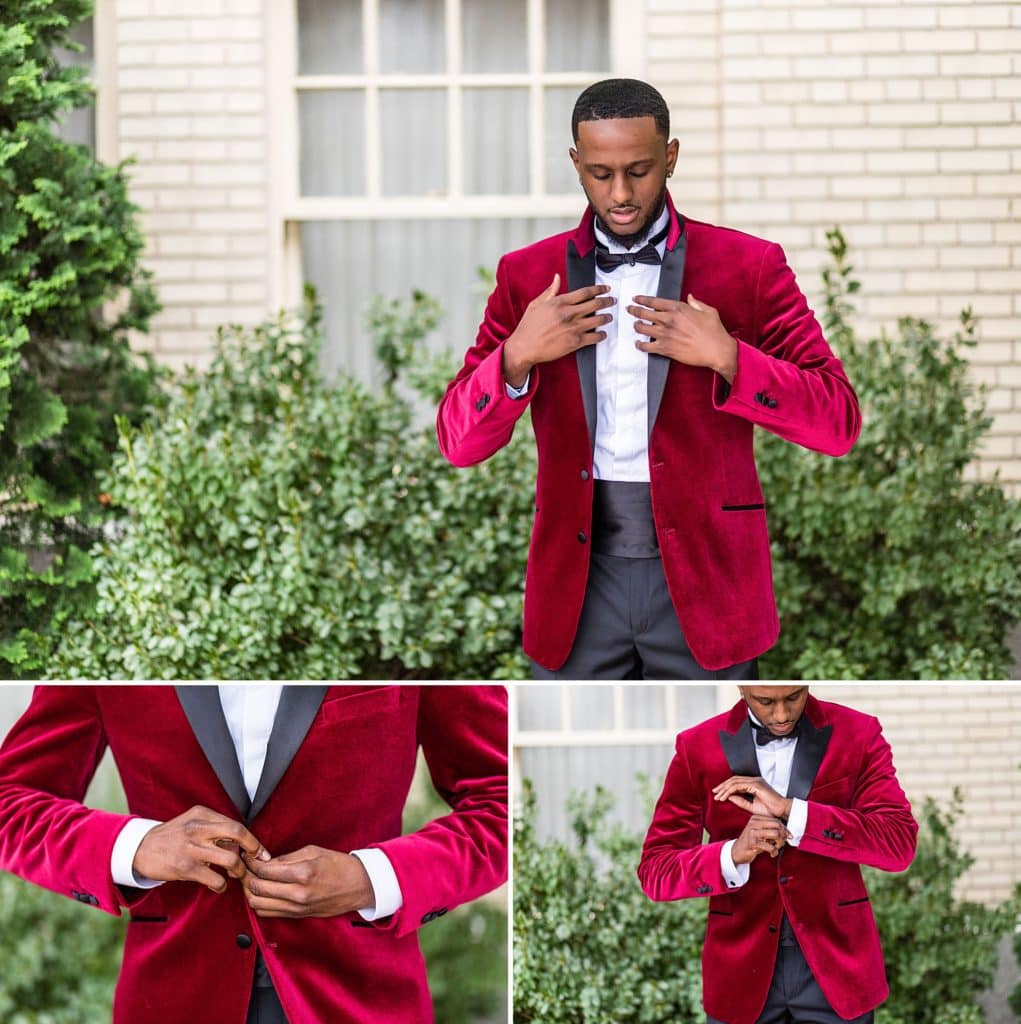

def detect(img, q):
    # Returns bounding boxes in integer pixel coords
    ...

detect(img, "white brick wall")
[650,0,1021,493]
[111,0,271,369]
[761,684,1021,905]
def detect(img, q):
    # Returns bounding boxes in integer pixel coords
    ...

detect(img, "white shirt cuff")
[786,798,808,846]
[111,818,165,889]
[720,839,750,889]
[505,373,530,399]
[351,848,403,921]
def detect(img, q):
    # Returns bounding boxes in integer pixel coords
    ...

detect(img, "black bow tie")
[594,223,669,273]
[751,720,800,746]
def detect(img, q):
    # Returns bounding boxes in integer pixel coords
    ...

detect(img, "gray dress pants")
[245,984,288,1024]
[531,553,758,680]
[706,920,874,1024]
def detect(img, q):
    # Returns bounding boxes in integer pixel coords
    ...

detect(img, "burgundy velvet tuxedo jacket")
[638,695,917,1024]
[437,194,861,670]
[0,685,507,1024]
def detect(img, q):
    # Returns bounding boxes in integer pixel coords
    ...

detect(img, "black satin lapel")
[787,717,833,801]
[718,717,760,778]
[568,239,598,454]
[174,686,250,818]
[648,225,688,435]
[248,686,328,821]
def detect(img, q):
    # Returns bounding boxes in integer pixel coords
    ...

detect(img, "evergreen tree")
[0,0,161,674]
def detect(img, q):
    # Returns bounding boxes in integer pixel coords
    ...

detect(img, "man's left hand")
[628,294,737,382]
[241,846,374,918]
[713,775,793,821]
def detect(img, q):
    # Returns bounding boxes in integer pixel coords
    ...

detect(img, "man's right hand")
[132,805,269,893]
[731,814,792,865]
[502,275,615,388]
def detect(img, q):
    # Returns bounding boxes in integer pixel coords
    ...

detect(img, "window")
[55,16,96,151]
[273,0,637,381]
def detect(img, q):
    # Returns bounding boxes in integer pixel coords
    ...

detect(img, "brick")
[941,101,1013,124]
[867,102,940,125]
[118,18,189,42]
[940,149,1010,172]
[793,55,865,79]
[865,7,937,29]
[903,29,977,52]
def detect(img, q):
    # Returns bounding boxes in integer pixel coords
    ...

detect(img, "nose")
[610,172,633,206]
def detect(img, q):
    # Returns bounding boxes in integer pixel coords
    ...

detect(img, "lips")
[607,207,640,225]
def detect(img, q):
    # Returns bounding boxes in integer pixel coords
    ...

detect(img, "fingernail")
[259,849,271,861]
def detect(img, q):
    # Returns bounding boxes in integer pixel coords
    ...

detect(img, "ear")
[665,137,679,176]
[569,146,581,173]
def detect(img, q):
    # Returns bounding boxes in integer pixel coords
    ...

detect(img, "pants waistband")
[591,480,659,559]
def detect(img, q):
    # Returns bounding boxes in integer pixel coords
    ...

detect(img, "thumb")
[546,273,561,296]
[687,294,704,310]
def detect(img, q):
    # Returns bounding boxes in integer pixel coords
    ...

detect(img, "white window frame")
[268,0,646,309]
[511,683,723,790]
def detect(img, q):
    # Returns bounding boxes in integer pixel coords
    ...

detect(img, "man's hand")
[241,846,374,919]
[628,293,738,382]
[132,805,269,894]
[713,775,793,821]
[731,814,792,865]
[502,274,615,388]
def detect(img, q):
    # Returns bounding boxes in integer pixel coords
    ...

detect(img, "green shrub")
[0,872,124,1023]
[52,289,533,678]
[0,0,162,676]
[757,229,1021,679]
[513,783,1018,1024]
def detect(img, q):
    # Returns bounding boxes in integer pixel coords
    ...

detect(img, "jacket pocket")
[836,896,870,908]
[721,503,765,512]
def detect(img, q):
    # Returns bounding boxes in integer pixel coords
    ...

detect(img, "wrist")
[713,333,738,383]
[782,798,793,821]
[502,335,533,390]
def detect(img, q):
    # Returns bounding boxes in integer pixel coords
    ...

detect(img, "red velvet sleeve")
[713,242,862,457]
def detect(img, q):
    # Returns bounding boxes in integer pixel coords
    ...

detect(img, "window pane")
[544,87,578,194]
[545,0,609,72]
[299,91,365,196]
[570,686,614,730]
[300,217,575,385]
[380,89,446,196]
[462,0,527,72]
[55,16,95,150]
[379,0,445,73]
[297,0,362,75]
[517,686,563,732]
[464,89,529,195]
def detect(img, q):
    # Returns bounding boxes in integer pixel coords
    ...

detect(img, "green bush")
[757,229,1021,678]
[513,783,1018,1024]
[0,0,162,676]
[52,288,533,678]
[0,872,124,1023]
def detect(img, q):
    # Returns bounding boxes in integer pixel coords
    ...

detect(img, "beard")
[589,183,668,249]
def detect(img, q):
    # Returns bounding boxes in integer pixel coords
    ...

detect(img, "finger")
[634,340,659,353]
[576,329,607,348]
[201,842,249,880]
[546,273,560,297]
[243,856,312,884]
[190,864,229,893]
[195,816,267,862]
[687,293,714,312]
[727,793,756,813]
[562,284,612,304]
[246,894,309,918]
[243,873,307,903]
[632,295,677,311]
[569,294,616,317]
[633,320,659,336]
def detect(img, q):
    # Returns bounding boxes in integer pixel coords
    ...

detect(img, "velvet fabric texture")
[0,685,508,1024]
[437,194,862,671]
[637,695,918,1024]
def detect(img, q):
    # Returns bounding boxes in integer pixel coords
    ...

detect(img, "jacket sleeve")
[0,686,140,916]
[367,685,508,937]
[797,718,918,872]
[637,733,729,902]
[436,256,537,467]
[712,242,862,457]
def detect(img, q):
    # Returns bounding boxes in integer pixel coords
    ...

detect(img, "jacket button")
[577,531,587,543]
[768,924,777,933]
[236,933,253,949]
[779,875,789,885]
[767,398,778,409]
[754,392,765,404]
[580,469,590,481]
[89,895,99,906]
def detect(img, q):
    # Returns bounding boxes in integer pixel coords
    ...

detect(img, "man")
[638,686,917,1024]
[437,79,861,679]
[0,685,507,1023]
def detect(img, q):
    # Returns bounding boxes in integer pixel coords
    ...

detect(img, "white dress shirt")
[507,206,670,482]
[719,712,809,889]
[110,686,402,921]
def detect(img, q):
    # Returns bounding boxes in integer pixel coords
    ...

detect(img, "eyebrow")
[584,159,655,173]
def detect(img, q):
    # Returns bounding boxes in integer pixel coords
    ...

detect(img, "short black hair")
[571,79,670,142]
